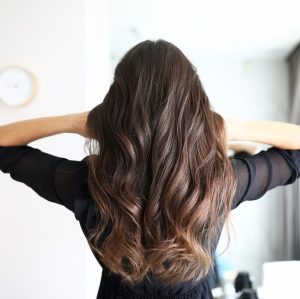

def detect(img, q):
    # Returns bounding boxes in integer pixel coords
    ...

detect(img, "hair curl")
[83,39,237,285]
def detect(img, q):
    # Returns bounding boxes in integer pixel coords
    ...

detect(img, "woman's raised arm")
[224,117,300,150]
[0,111,89,146]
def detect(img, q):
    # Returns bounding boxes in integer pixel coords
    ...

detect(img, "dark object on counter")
[232,151,252,159]
[238,288,259,299]
[234,272,252,293]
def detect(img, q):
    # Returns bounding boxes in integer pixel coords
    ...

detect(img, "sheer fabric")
[1,144,300,298]
[0,145,86,212]
[1,145,299,212]
[231,146,300,209]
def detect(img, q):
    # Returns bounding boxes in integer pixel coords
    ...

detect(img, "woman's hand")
[223,117,242,142]
[68,111,90,138]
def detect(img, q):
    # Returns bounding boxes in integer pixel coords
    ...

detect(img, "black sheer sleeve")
[0,145,87,213]
[231,146,300,209]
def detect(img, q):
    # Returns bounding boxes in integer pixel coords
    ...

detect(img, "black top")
[1,144,299,299]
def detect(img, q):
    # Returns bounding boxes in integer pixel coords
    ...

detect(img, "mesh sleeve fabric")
[0,145,87,213]
[231,146,300,209]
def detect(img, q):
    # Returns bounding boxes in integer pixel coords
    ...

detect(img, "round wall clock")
[0,66,38,107]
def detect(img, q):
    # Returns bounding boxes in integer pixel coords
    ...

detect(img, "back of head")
[84,39,237,285]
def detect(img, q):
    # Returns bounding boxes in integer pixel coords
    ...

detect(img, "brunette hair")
[84,39,237,285]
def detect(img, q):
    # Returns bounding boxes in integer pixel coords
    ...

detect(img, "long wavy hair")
[84,39,237,285]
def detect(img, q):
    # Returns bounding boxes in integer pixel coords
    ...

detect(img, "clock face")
[0,67,36,107]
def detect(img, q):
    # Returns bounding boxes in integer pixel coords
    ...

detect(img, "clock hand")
[14,78,21,88]
[3,78,20,88]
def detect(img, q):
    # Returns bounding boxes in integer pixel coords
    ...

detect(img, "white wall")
[0,0,110,298]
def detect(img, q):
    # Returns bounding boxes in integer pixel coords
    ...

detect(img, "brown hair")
[84,39,237,285]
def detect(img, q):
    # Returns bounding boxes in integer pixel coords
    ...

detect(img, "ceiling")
[109,0,300,62]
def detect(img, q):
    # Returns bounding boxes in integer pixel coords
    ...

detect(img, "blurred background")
[0,0,300,298]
